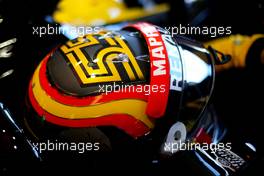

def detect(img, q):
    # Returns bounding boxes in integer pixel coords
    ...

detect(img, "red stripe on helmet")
[28,80,150,138]
[124,22,170,118]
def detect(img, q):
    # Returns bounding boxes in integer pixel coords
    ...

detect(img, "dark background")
[0,0,263,175]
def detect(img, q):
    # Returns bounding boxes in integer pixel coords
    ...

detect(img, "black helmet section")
[46,30,150,97]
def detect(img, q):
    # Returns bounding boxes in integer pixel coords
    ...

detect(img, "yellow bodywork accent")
[205,34,264,72]
[53,0,169,25]
[31,62,154,128]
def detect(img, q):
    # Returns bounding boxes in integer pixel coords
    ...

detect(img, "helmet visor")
[173,35,215,132]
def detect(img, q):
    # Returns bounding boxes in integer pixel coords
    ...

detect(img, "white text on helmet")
[162,34,183,91]
[141,25,167,76]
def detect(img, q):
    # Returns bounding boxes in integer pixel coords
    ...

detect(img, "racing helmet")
[25,22,228,148]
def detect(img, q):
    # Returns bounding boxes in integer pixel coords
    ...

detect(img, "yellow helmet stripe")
[31,62,154,129]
